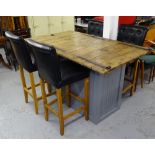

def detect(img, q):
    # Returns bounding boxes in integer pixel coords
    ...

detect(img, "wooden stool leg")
[84,78,89,120]
[29,72,38,114]
[19,65,28,103]
[40,78,49,121]
[140,60,144,88]
[56,88,64,136]
[130,60,139,96]
[149,66,154,83]
[152,66,155,81]
[134,61,140,92]
[66,85,71,107]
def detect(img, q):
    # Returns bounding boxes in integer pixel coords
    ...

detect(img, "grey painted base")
[70,65,126,124]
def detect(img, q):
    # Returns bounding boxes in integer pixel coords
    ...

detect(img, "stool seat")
[27,63,37,73]
[139,55,155,65]
[59,60,89,88]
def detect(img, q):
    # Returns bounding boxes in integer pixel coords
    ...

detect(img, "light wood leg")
[40,78,49,121]
[130,60,138,96]
[149,66,154,83]
[66,85,71,107]
[152,66,155,81]
[140,60,144,88]
[56,89,64,136]
[29,72,38,114]
[19,65,28,103]
[84,78,89,120]
[134,61,140,92]
[152,66,154,81]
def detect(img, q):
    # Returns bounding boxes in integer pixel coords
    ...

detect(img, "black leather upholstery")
[88,20,103,37]
[117,25,148,46]
[59,60,89,87]
[5,31,37,73]
[26,39,90,89]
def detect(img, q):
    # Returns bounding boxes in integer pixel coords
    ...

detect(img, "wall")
[28,16,74,37]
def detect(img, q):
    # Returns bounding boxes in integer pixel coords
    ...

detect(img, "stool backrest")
[5,31,35,72]
[88,20,103,37]
[26,39,61,87]
[117,25,148,46]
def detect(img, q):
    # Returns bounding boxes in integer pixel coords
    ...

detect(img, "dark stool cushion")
[59,60,90,88]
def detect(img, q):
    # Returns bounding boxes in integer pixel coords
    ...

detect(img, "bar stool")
[117,25,149,95]
[5,31,52,114]
[27,39,90,136]
[135,55,155,90]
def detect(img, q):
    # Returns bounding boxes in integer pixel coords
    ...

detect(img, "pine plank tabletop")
[31,31,149,74]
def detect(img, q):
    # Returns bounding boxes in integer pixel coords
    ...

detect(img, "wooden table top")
[31,31,149,74]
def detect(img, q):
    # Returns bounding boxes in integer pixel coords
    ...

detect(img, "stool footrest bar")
[64,106,84,120]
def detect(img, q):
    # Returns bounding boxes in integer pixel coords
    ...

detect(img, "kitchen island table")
[30,31,148,124]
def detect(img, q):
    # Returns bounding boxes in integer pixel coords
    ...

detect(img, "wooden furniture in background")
[0,16,13,69]
[0,16,31,69]
[134,26,155,90]
[143,27,155,47]
[0,16,30,41]
[135,42,155,91]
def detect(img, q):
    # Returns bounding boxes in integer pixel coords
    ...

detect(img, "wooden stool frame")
[40,77,89,136]
[135,60,155,91]
[19,65,53,114]
[123,59,139,96]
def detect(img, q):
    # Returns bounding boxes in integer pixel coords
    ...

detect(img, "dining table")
[30,31,149,124]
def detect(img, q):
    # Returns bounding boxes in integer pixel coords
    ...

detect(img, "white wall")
[103,16,119,40]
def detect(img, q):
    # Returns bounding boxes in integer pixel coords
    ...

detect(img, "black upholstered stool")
[117,25,149,95]
[88,20,103,37]
[27,39,90,136]
[5,31,52,114]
